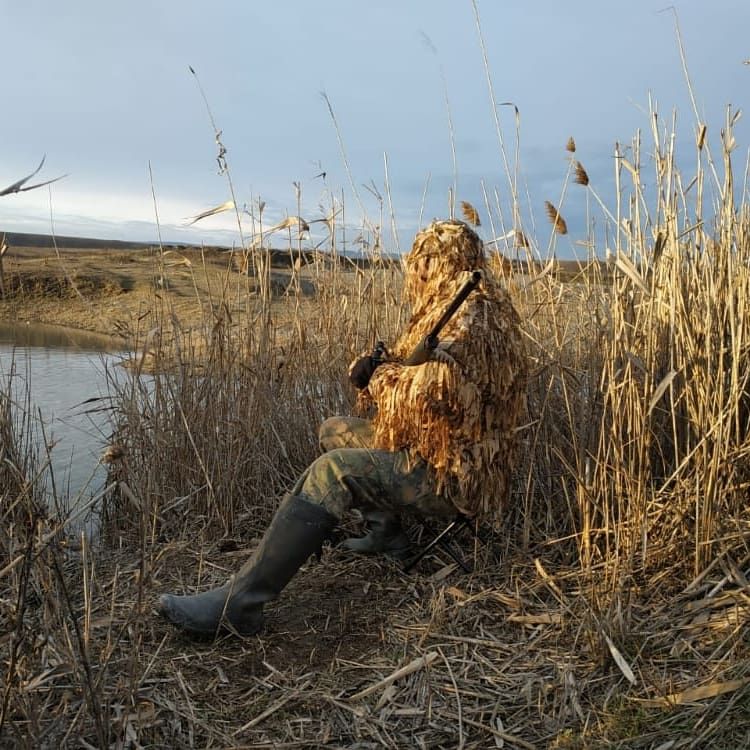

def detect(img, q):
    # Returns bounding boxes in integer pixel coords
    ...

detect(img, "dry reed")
[544,200,569,236]
[2,104,750,747]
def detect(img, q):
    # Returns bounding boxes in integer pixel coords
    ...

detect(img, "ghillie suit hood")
[360,219,527,521]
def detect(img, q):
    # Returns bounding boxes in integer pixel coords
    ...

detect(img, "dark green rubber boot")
[157,494,338,638]
[342,510,412,561]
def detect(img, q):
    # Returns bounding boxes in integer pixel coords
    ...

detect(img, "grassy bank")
[2,109,750,749]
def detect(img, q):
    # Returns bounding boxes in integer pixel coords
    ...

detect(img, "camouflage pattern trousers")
[290,416,456,521]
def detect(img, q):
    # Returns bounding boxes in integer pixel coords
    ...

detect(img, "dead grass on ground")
[4,514,750,748]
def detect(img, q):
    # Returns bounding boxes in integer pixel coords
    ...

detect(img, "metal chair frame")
[403,514,486,574]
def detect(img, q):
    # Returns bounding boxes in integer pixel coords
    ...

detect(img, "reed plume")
[573,161,590,186]
[460,201,481,226]
[544,201,568,235]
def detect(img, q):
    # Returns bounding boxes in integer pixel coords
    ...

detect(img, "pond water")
[0,321,128,513]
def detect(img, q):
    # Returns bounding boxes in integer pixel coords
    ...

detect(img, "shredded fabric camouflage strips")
[357,220,527,522]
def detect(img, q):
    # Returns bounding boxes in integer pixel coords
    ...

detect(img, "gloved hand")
[349,342,387,390]
[350,356,377,389]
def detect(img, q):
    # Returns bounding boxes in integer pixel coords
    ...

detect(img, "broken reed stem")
[348,652,439,700]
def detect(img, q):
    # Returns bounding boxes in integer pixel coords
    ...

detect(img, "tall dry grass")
[2,105,750,745]
[100,243,405,540]
[517,106,750,589]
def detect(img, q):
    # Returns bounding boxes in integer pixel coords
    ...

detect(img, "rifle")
[353,270,482,389]
[403,269,482,365]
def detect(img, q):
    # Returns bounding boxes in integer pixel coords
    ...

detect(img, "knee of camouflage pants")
[300,446,455,520]
[318,416,375,452]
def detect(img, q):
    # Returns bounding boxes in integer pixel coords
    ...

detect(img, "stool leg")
[403,516,474,573]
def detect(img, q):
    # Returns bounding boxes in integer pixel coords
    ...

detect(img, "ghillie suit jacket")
[360,220,527,522]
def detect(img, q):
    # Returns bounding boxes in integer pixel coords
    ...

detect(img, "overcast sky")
[2,0,749,257]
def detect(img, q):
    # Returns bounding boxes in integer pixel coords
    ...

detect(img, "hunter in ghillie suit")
[157,219,527,638]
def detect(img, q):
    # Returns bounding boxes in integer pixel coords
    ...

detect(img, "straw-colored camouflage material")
[358,220,527,521]
[291,416,455,520]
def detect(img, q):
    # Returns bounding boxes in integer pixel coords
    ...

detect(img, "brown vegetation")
[0,244,331,348]
[2,109,750,748]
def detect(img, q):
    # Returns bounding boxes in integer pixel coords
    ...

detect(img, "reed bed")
[2,109,750,748]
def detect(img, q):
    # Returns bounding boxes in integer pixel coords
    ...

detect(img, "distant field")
[2,229,610,279]
[1,230,162,251]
